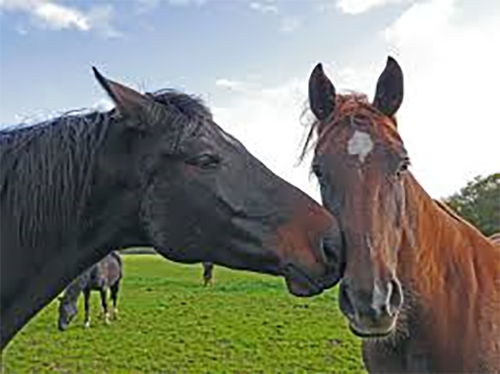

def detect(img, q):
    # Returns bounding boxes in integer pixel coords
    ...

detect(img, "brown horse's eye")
[186,154,221,170]
[396,158,410,178]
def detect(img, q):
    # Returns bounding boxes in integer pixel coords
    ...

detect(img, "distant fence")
[119,247,157,255]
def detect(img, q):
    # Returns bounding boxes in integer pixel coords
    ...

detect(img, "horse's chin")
[283,265,324,297]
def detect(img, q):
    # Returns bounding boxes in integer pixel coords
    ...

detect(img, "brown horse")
[304,56,500,373]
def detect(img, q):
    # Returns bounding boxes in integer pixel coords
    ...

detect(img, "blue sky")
[1,0,499,198]
[0,0,406,119]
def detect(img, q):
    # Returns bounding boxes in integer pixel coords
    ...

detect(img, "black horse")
[58,252,122,331]
[0,68,344,349]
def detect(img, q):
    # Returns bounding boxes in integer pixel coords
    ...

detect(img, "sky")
[0,0,498,200]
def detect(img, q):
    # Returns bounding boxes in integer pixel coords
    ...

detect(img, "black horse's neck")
[0,112,146,350]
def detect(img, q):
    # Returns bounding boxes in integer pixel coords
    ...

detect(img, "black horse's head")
[91,69,344,296]
[57,295,77,331]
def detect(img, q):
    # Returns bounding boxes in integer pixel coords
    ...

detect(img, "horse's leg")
[203,262,214,286]
[83,288,91,329]
[100,288,110,325]
[110,282,120,320]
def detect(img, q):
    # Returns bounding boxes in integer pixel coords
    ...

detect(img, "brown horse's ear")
[308,63,336,121]
[373,56,404,118]
[92,67,159,129]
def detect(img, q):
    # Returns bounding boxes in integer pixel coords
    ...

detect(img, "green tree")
[444,173,500,236]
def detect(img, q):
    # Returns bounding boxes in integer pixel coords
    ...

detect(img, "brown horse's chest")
[362,331,469,373]
[362,285,498,373]
[362,320,437,373]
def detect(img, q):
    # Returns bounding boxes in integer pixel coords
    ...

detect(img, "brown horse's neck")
[399,173,496,293]
[389,173,500,370]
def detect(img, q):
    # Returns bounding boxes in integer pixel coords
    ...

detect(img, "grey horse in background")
[58,251,122,331]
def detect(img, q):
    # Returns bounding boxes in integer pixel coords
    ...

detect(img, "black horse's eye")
[186,154,221,170]
[312,163,324,179]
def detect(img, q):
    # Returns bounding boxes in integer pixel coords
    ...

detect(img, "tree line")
[444,173,499,236]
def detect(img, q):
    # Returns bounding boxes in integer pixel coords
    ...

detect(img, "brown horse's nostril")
[388,278,403,315]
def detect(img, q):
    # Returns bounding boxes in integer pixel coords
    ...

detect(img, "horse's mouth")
[347,317,397,339]
[282,264,325,297]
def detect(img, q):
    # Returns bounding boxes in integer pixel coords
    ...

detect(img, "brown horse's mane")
[300,92,397,161]
[433,199,467,223]
[433,199,500,245]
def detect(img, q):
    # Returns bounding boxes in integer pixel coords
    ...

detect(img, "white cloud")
[212,0,499,201]
[211,67,378,202]
[33,2,90,31]
[336,0,411,15]
[86,5,121,38]
[136,0,160,13]
[1,0,89,31]
[93,98,114,112]
[279,16,302,33]
[383,0,500,198]
[246,0,301,34]
[215,79,248,92]
[0,0,119,36]
[168,0,208,6]
[384,0,453,44]
[213,77,322,200]
[135,0,208,13]
[249,1,279,14]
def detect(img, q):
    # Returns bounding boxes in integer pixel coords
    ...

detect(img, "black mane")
[149,89,212,121]
[0,89,211,250]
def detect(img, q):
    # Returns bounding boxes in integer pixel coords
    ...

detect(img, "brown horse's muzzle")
[339,276,403,337]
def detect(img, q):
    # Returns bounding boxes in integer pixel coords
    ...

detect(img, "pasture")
[2,254,365,373]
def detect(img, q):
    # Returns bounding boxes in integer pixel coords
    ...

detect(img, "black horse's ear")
[92,67,156,128]
[308,63,336,121]
[373,56,404,117]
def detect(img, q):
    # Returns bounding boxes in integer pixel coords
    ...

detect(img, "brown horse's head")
[306,57,408,337]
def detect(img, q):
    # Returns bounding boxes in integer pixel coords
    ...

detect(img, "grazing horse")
[58,252,122,331]
[202,262,215,286]
[0,67,344,349]
[304,56,500,373]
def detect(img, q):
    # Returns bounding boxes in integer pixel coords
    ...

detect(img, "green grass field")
[2,254,365,373]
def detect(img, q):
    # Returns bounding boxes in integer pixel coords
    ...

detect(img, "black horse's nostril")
[339,279,355,317]
[321,235,342,265]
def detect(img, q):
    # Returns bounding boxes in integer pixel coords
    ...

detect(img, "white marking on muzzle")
[372,280,390,311]
[348,130,373,163]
